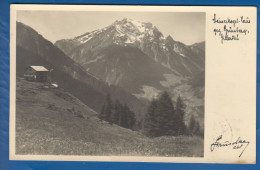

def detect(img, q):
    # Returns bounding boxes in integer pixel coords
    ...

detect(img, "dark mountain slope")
[80,44,173,94]
[16,46,104,111]
[16,22,146,116]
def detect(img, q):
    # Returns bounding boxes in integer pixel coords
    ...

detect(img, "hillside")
[16,78,203,156]
[16,22,147,117]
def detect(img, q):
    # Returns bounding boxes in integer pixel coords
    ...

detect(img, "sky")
[17,11,205,45]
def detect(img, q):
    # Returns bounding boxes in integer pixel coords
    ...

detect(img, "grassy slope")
[16,78,203,157]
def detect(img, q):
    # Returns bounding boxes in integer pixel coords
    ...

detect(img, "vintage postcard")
[9,5,256,163]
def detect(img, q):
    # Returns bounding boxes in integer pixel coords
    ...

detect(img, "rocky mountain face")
[16,22,147,117]
[55,18,204,77]
[54,18,205,127]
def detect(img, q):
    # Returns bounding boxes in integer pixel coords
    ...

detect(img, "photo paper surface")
[9,5,256,163]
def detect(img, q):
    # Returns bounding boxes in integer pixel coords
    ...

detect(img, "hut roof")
[30,66,49,72]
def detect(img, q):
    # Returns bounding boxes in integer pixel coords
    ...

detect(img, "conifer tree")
[156,91,175,136]
[99,94,136,129]
[188,115,202,136]
[143,91,178,137]
[126,107,135,129]
[175,96,186,135]
[188,115,195,135]
[143,99,159,137]
[112,99,121,125]
[119,104,128,128]
[193,121,201,136]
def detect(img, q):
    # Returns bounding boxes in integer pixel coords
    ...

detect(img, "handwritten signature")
[210,135,250,157]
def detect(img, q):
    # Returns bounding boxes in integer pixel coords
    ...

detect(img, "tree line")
[99,94,136,129]
[142,91,202,137]
[98,92,202,138]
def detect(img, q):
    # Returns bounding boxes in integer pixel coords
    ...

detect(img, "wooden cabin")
[24,66,49,82]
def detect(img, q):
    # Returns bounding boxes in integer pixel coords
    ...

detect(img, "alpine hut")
[24,66,49,82]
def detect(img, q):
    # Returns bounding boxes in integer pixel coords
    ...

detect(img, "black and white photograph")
[14,10,205,158]
[8,5,257,164]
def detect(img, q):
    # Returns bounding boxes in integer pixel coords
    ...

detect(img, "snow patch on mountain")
[179,53,186,57]
[112,18,166,46]
[74,26,109,44]
[173,44,186,57]
[131,19,146,33]
[78,35,93,43]
[72,18,171,54]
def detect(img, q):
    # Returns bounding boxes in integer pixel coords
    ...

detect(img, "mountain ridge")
[16,21,147,118]
[55,18,205,78]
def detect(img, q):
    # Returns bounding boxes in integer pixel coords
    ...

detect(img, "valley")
[54,18,205,128]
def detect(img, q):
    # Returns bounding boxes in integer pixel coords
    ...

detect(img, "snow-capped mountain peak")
[111,18,165,45]
[55,18,205,78]
[113,18,152,33]
[71,18,166,46]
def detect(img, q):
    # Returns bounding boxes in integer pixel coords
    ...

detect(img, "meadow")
[16,78,203,157]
